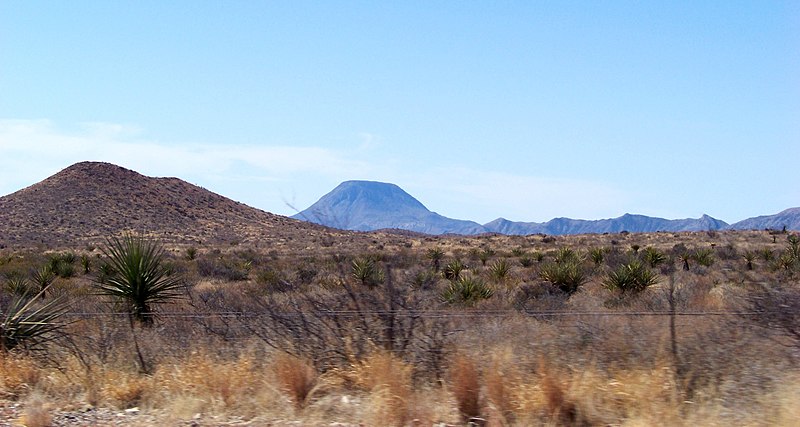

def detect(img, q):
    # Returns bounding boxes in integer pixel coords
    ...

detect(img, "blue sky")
[1,1,798,224]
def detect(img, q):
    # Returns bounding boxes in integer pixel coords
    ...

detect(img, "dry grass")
[449,354,483,423]
[346,351,414,426]
[272,352,318,410]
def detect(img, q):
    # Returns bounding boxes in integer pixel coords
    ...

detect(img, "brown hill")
[0,161,340,249]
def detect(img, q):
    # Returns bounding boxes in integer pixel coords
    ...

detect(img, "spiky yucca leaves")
[425,247,445,272]
[539,260,587,295]
[642,247,667,268]
[442,276,493,306]
[95,234,184,326]
[351,256,384,288]
[443,259,467,281]
[1,291,69,352]
[31,265,56,297]
[603,260,659,294]
[589,247,605,266]
[743,251,756,271]
[488,258,511,284]
[692,248,715,267]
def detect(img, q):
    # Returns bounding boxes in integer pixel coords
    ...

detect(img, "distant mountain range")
[1,164,796,248]
[295,180,799,235]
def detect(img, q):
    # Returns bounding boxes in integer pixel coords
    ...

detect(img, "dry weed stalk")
[19,392,52,427]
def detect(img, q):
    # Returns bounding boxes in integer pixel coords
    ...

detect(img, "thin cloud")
[0,119,368,196]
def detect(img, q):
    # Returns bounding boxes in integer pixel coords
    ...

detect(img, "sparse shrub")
[295,264,318,284]
[531,251,545,263]
[94,234,184,326]
[443,259,467,281]
[185,246,197,261]
[442,275,493,306]
[539,260,587,294]
[196,257,249,281]
[519,256,535,268]
[603,259,659,294]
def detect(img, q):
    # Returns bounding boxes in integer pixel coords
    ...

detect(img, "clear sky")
[1,1,798,225]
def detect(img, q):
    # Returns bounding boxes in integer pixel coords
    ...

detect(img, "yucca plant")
[3,273,31,297]
[1,291,69,352]
[589,247,605,266]
[442,275,493,306]
[742,251,756,271]
[603,260,659,294]
[426,248,445,272]
[351,256,384,288]
[693,248,715,267]
[478,248,495,266]
[488,258,511,283]
[642,247,667,268]
[95,234,184,326]
[80,254,91,274]
[31,265,56,298]
[539,260,587,294]
[443,259,467,281]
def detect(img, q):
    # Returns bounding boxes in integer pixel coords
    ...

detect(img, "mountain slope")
[292,181,487,235]
[729,208,800,231]
[0,162,324,248]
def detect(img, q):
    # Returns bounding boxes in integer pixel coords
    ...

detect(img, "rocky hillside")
[0,162,334,249]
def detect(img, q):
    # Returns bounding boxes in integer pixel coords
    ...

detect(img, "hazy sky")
[1,1,798,224]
